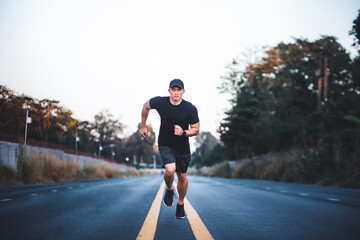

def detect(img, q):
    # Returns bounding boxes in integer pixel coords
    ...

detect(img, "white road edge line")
[299,193,309,197]
[327,198,340,202]
[31,193,38,196]
[0,198,12,202]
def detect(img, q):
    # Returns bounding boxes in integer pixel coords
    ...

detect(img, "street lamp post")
[99,141,102,157]
[111,149,115,161]
[75,122,79,157]
[102,144,115,160]
[23,104,31,146]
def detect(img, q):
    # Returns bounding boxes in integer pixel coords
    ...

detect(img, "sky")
[1,0,359,143]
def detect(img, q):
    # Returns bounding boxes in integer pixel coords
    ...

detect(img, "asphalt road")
[0,175,359,240]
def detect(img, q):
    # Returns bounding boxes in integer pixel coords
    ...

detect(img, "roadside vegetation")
[189,148,360,188]
[190,12,360,189]
[0,146,138,186]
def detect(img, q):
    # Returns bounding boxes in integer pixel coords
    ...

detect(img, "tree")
[90,110,124,160]
[123,123,157,166]
[218,56,268,159]
[218,36,355,162]
[191,132,219,167]
[350,9,360,48]
[74,121,92,153]
[91,110,123,142]
[0,86,76,145]
[0,86,27,137]
[347,10,360,164]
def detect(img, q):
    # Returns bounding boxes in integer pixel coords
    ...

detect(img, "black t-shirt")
[150,96,199,154]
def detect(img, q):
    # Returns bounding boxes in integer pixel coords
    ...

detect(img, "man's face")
[168,86,185,101]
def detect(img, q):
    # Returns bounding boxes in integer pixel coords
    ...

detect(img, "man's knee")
[177,173,187,182]
[165,163,176,176]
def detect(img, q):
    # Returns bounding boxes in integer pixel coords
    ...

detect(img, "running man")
[140,79,200,218]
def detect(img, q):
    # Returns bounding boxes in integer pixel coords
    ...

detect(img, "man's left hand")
[174,125,184,136]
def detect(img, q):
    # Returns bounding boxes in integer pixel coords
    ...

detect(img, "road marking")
[327,198,340,202]
[299,193,309,197]
[265,187,271,190]
[31,193,38,197]
[0,198,12,202]
[184,196,214,240]
[52,189,58,192]
[137,181,214,240]
[68,187,73,189]
[136,181,165,240]
[174,182,214,240]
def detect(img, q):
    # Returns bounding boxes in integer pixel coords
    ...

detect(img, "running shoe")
[163,189,174,207]
[175,203,185,219]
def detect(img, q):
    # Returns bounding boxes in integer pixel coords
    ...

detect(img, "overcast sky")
[1,0,359,141]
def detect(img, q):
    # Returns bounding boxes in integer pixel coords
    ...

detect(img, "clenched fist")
[140,127,148,138]
[174,125,184,136]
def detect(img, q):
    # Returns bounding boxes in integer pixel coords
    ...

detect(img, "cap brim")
[170,84,183,89]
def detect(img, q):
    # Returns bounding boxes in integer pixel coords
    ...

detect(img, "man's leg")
[163,163,176,207]
[176,172,188,205]
[164,163,176,190]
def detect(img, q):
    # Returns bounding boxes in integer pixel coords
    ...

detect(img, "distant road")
[0,175,359,240]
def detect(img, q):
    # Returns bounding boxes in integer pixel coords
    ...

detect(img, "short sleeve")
[189,105,199,125]
[149,96,161,109]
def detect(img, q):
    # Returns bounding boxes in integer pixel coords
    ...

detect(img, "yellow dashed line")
[184,198,214,239]
[137,180,214,240]
[136,181,165,240]
[174,182,214,240]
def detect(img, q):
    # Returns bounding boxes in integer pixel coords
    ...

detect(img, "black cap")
[169,79,184,89]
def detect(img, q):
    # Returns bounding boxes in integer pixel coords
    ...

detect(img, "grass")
[189,161,231,178]
[0,159,17,185]
[189,148,360,188]
[0,146,138,186]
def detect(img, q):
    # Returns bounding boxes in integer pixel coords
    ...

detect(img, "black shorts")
[158,146,191,173]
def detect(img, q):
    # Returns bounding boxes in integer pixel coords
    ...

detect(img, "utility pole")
[23,105,31,145]
[323,56,329,114]
[316,55,323,112]
[99,141,102,157]
[315,54,329,113]
[75,121,79,158]
[153,155,156,169]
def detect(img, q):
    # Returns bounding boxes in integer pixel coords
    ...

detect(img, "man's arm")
[174,122,200,137]
[140,100,152,138]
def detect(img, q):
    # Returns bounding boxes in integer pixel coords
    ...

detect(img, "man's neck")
[169,97,182,106]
